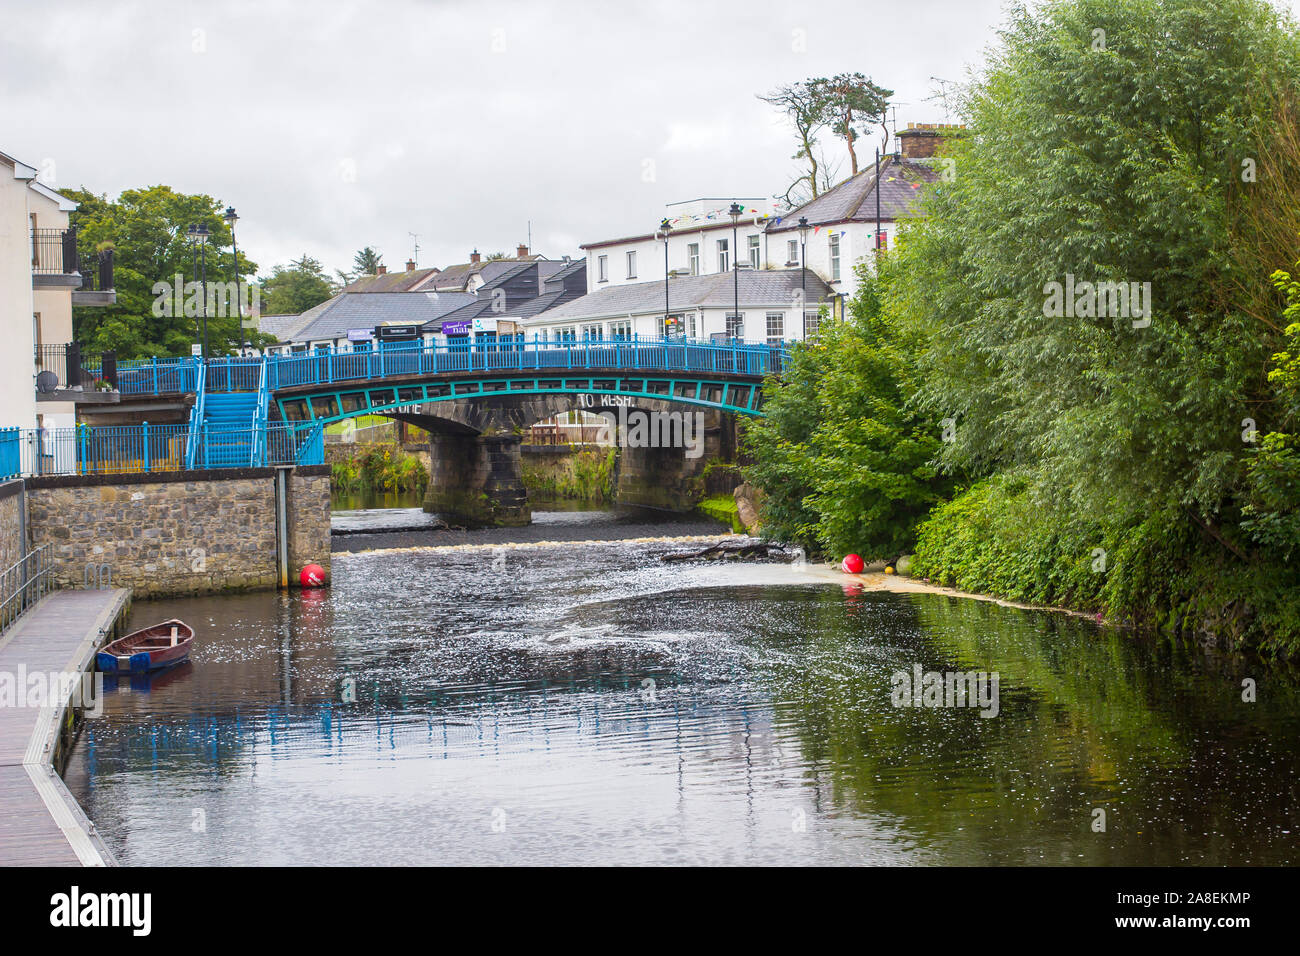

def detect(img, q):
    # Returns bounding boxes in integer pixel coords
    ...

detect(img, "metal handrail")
[107,336,789,397]
[251,355,270,466]
[184,359,207,470]
[0,545,53,635]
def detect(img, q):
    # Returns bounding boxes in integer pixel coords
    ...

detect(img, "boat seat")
[170,626,178,647]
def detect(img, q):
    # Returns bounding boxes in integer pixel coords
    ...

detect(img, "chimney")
[897,122,966,160]
[469,249,481,264]
[516,243,529,258]
[377,265,388,275]
[406,259,416,272]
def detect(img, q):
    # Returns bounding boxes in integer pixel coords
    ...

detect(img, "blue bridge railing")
[110,337,788,397]
[0,422,322,480]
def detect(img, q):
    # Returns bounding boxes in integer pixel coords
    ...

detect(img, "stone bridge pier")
[425,429,530,527]
[397,395,571,528]
[616,407,734,510]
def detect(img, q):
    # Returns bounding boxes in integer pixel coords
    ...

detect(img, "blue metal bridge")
[2,338,786,478]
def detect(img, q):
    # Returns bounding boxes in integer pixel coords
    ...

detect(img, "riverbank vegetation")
[744,0,1300,655]
[331,445,428,495]
[696,494,744,533]
[521,447,617,501]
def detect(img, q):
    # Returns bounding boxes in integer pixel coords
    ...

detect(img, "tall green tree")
[759,80,835,204]
[259,255,337,315]
[67,185,266,358]
[353,246,382,275]
[744,255,949,559]
[746,0,1300,652]
[809,73,893,175]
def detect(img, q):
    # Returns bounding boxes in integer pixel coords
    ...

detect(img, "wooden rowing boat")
[96,619,194,674]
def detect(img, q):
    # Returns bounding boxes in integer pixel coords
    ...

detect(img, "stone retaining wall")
[24,466,331,598]
[0,480,24,571]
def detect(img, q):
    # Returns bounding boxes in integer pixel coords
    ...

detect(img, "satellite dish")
[36,370,59,393]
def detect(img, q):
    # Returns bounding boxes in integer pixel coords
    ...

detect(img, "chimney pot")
[406,259,416,272]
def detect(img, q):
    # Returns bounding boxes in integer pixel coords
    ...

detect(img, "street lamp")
[188,223,211,360]
[660,218,671,339]
[728,202,743,340]
[224,206,245,354]
[797,216,810,339]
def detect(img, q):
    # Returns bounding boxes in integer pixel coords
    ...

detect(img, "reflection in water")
[64,537,1300,866]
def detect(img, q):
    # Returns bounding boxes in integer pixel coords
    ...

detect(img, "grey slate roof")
[530,269,833,323]
[253,313,305,338]
[342,268,439,293]
[289,291,478,342]
[422,285,580,330]
[260,297,336,343]
[766,155,938,232]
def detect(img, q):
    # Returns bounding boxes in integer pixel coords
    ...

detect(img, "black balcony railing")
[35,344,117,391]
[80,248,114,292]
[31,227,79,275]
[31,227,114,292]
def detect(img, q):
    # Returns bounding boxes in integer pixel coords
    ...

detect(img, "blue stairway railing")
[251,356,270,467]
[183,360,207,471]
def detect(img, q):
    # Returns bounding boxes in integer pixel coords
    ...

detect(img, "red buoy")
[840,553,865,574]
[300,564,326,588]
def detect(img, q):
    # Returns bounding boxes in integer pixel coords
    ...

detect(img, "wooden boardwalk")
[0,589,129,866]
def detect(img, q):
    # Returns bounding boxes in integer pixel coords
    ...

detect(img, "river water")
[64,508,1300,866]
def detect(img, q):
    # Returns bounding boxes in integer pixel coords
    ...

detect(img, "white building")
[1,148,114,432]
[522,268,834,345]
[580,197,778,295]
[561,124,960,339]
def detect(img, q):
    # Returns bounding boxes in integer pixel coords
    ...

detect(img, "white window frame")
[787,239,798,265]
[726,312,743,339]
[829,234,841,282]
[717,238,729,273]
[748,234,760,269]
[688,243,700,276]
[804,310,821,339]
[626,250,637,279]
[765,312,784,344]
[609,319,632,341]
[598,255,608,282]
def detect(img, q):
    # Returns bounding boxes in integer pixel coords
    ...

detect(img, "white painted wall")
[585,219,775,293]
[583,216,901,304]
[0,155,38,431]
[768,220,900,303]
[29,187,74,429]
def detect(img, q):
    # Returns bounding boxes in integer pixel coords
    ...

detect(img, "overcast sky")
[6,0,1267,280]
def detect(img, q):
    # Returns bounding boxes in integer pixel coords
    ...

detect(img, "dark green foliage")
[259,255,337,317]
[743,257,951,560]
[746,0,1300,654]
[68,185,272,358]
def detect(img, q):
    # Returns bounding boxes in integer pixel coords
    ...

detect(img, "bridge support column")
[615,409,730,511]
[423,432,531,527]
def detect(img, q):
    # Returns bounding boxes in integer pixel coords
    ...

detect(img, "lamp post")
[660,218,671,338]
[188,223,211,360]
[797,216,810,339]
[728,202,742,340]
[224,206,244,354]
